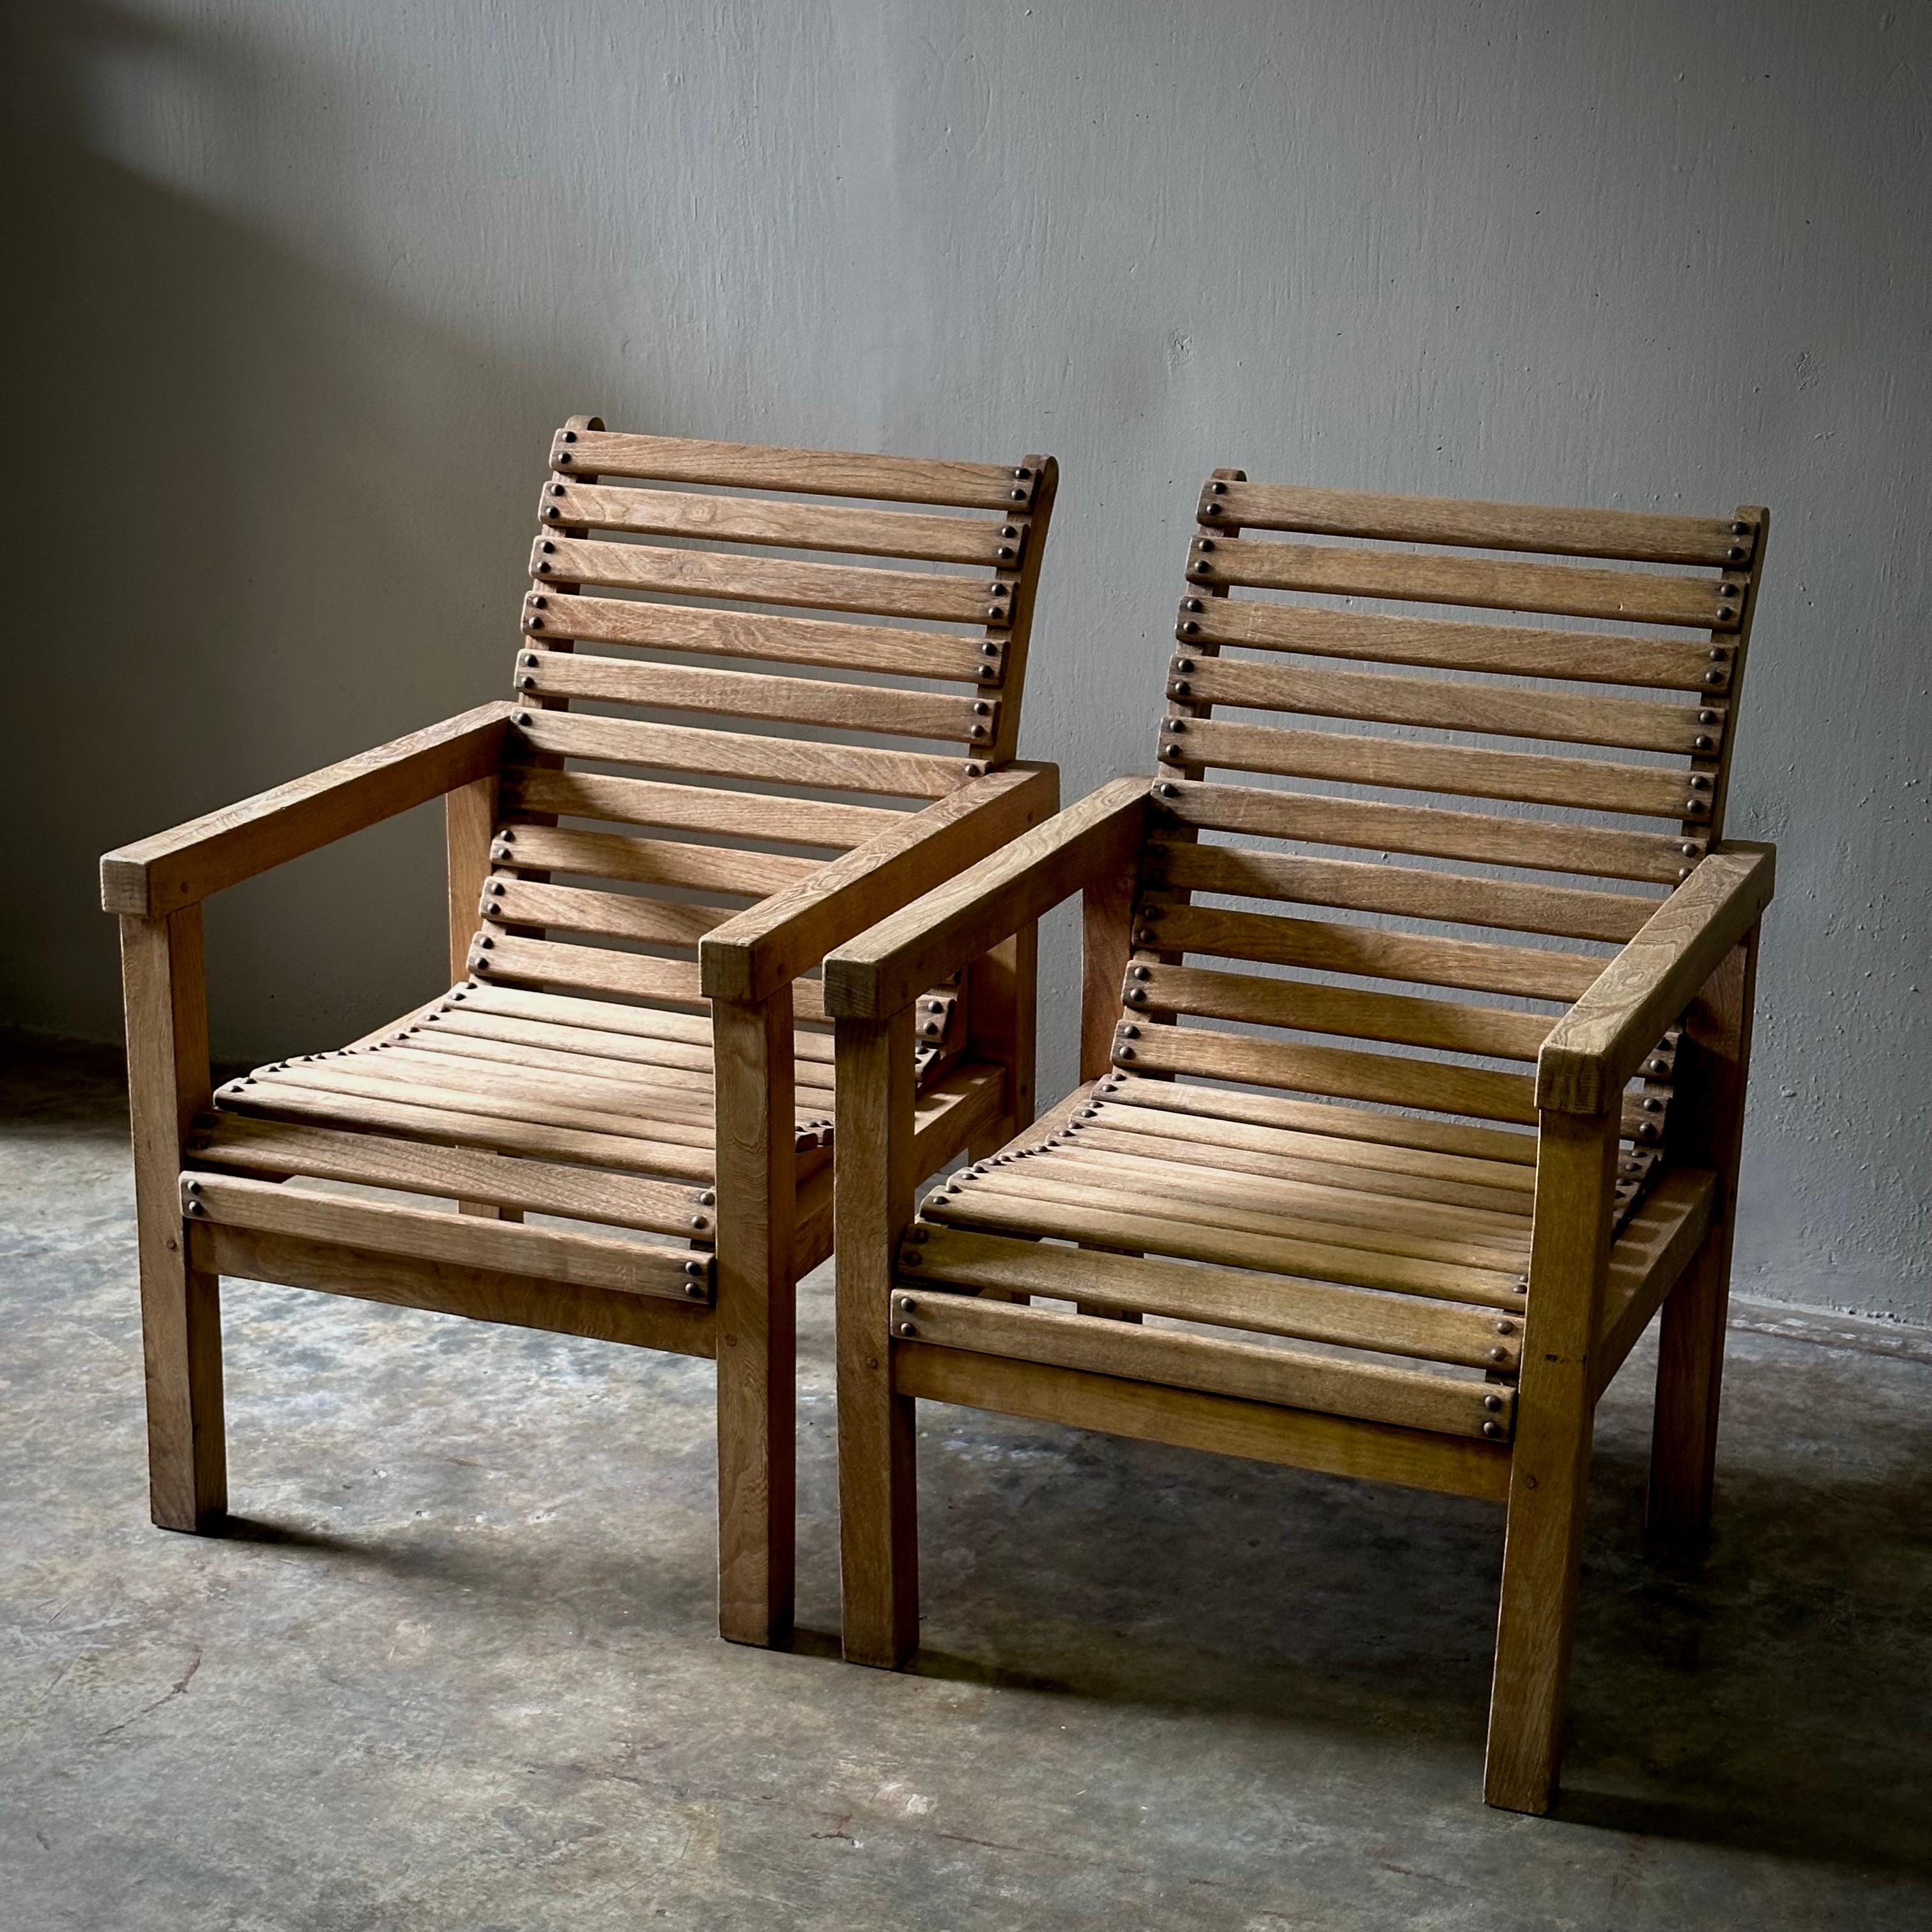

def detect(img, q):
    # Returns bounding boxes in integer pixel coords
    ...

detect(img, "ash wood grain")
[505,765,907,850]
[1537,845,1774,1113]
[533,534,1005,627]
[1133,901,1606,1000]
[183,1173,705,1300]
[712,991,798,1646]
[893,1346,1512,1501]
[834,1009,922,1666]
[512,709,965,801]
[552,429,1034,510]
[700,763,1057,1002]
[824,778,1149,1020]
[516,652,995,744]
[1170,656,1713,755]
[188,1116,707,1234]
[905,1225,1514,1367]
[1201,482,1755,565]
[1144,839,1659,944]
[195,1222,714,1357]
[102,703,512,917]
[539,481,1008,563]
[120,910,226,1528]
[1485,1107,1619,1814]
[1192,537,1735,629]
[1167,718,1700,820]
[526,594,997,684]
[1160,780,1703,887]
[1181,599,1733,693]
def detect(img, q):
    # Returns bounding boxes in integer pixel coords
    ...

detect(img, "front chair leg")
[1485,1108,1617,1814]
[834,1010,920,1667]
[712,992,797,1646]
[121,909,227,1529]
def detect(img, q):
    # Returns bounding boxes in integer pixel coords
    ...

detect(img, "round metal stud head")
[555,452,571,465]
[1483,1394,1504,1413]
[1010,487,1027,501]
[1482,1421,1505,1439]
[896,1321,917,1337]
[1489,1347,1509,1363]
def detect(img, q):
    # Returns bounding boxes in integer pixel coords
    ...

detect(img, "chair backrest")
[1119,473,1768,1209]
[472,418,1056,1020]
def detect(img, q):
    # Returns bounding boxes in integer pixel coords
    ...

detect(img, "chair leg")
[834,1012,920,1667]
[1647,1229,1729,1537]
[1647,933,1756,1540]
[1485,1420,1593,1813]
[121,910,227,1529]
[1483,1107,1616,1814]
[712,994,797,1648]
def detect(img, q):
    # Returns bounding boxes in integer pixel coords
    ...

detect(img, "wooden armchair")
[101,420,1061,1647]
[827,473,1774,1810]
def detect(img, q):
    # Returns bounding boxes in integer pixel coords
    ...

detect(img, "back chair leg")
[834,1011,921,1667]
[1485,1109,1617,1814]
[1648,935,1758,1539]
[121,909,227,1529]
[712,993,797,1646]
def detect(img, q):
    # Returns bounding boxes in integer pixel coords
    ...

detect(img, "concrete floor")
[3,1032,1929,1931]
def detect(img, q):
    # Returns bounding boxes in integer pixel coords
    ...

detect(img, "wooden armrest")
[1537,841,1775,1115]
[823,777,1150,1020]
[698,763,1060,1004]
[100,703,515,918]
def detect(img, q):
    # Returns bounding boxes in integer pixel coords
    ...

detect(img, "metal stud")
[1482,1421,1505,1439]
[691,1215,710,1232]
[974,700,991,716]
[896,1321,918,1337]
[1703,670,1726,687]
[1154,784,1177,801]
[1164,717,1186,733]
[1489,1347,1509,1363]
[981,641,1000,656]
[1496,1319,1516,1334]
[1135,927,1156,943]
[1001,525,1018,539]
[1708,647,1726,661]
[544,506,560,520]
[526,615,544,629]
[1174,657,1194,673]
[997,546,1015,561]
[1210,480,1227,495]
[562,429,578,442]
[1201,502,1222,517]
[549,482,565,496]
[515,711,532,726]
[1179,620,1200,636]
[1120,1024,1141,1039]
[684,1257,705,1276]
[1483,1394,1504,1413]
[1680,841,1700,856]
[1115,1045,1136,1060]
[1730,519,1747,535]
[1131,965,1151,981]
[1694,734,1713,751]
[1009,487,1027,502]
[964,762,984,777]
[1194,537,1215,552]
[555,452,572,466]
[1013,466,1031,480]
[1185,599,1205,613]
[1698,709,1719,725]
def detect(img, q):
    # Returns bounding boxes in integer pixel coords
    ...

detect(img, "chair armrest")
[1537,841,1775,1116]
[698,762,1060,1004]
[100,702,515,918]
[823,776,1151,1021]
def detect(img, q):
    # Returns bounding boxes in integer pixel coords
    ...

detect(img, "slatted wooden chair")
[826,472,1774,1810]
[100,419,1062,1646]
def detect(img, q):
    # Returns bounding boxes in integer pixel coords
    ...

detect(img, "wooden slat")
[1136,900,1606,1000]
[517,651,993,744]
[1102,1071,1538,1166]
[1183,601,1733,693]
[1133,962,1554,1059]
[1062,1126,1534,1224]
[213,1080,717,1181]
[1162,780,1702,886]
[529,594,997,684]
[908,1225,1514,1367]
[552,429,1031,510]
[533,535,1004,626]
[953,1156,1529,1271]
[486,876,726,946]
[921,1181,1526,1307]
[894,1291,1508,1439]
[439,986,836,1064]
[539,481,1007,563]
[1192,539,1736,629]
[489,824,818,897]
[1077,1123,1532,1222]
[187,1115,707,1235]
[1204,484,1752,566]
[505,766,907,850]
[1171,657,1711,755]
[184,1172,705,1301]
[1167,719,1701,820]
[513,710,964,801]
[1144,839,1659,944]
[407,1022,836,1101]
[1590,1168,1718,1400]
[424,1006,836,1080]
[896,1343,1510,1499]
[240,1051,719,1140]
[470,933,708,1004]
[195,1222,715,1358]
[1116,1023,1540,1125]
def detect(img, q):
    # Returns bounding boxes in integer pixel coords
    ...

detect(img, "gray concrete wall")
[4,1,1926,1320]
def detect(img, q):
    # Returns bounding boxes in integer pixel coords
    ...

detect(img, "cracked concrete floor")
[3,1031,1929,1930]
